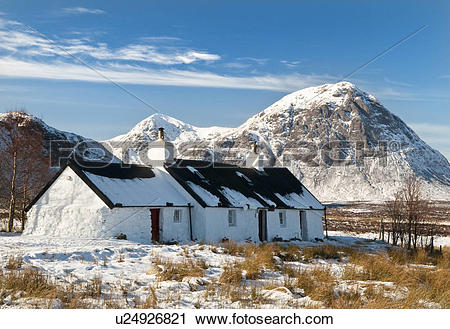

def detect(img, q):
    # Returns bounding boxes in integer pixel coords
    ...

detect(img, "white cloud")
[0,57,328,91]
[0,15,330,92]
[114,45,221,64]
[62,7,106,15]
[0,18,221,66]
[408,122,450,160]
[281,60,302,67]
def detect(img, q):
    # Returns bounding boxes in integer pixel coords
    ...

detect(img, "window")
[279,211,286,227]
[173,209,182,223]
[228,210,237,227]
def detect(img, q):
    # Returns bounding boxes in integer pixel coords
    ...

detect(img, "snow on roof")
[274,191,322,209]
[186,181,220,206]
[166,159,324,209]
[27,158,324,211]
[219,186,263,209]
[254,192,277,207]
[83,168,188,207]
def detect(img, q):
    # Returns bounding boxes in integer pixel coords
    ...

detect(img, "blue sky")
[0,1,449,159]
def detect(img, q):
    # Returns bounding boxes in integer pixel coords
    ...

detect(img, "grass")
[219,262,243,285]
[154,257,206,282]
[0,267,59,299]
[341,248,450,308]
[5,255,23,270]
[1,241,448,309]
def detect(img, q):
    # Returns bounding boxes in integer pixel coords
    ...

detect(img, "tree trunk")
[21,184,27,232]
[407,217,412,250]
[7,151,17,232]
[413,221,418,250]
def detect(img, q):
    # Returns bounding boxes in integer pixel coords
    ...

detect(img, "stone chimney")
[245,141,264,170]
[147,127,175,167]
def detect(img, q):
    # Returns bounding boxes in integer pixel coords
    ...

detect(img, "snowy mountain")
[104,82,450,202]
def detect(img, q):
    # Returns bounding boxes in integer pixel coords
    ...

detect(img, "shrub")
[5,255,23,270]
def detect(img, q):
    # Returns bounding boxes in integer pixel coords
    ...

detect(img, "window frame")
[173,209,182,223]
[228,209,237,227]
[279,211,287,227]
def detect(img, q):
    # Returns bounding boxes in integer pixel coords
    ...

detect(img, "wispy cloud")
[0,16,330,91]
[281,60,302,68]
[0,17,220,65]
[237,57,268,65]
[62,7,106,15]
[384,77,412,87]
[0,57,329,91]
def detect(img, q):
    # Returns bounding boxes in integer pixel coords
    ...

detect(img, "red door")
[150,209,160,242]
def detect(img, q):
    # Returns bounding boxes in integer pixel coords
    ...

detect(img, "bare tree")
[384,191,404,246]
[0,111,48,232]
[402,175,429,250]
[383,174,438,251]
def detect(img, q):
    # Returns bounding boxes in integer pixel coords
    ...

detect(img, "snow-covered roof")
[26,160,190,209]
[166,159,324,210]
[83,169,188,207]
[27,159,324,210]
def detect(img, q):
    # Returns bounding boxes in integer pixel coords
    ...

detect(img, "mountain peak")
[104,83,450,202]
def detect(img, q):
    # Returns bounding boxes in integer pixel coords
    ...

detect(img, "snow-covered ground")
[0,233,391,309]
[0,233,446,309]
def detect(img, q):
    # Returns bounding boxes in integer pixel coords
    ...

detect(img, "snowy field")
[0,233,447,309]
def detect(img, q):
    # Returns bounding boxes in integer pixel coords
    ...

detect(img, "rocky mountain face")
[0,112,110,170]
[103,82,450,202]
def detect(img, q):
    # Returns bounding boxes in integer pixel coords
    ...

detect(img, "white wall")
[24,167,108,238]
[196,207,324,243]
[266,209,303,241]
[304,209,325,240]
[159,207,191,243]
[158,167,206,241]
[25,167,151,243]
[203,207,259,243]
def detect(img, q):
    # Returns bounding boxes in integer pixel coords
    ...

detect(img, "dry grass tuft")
[5,255,23,270]
[155,258,206,282]
[220,240,246,256]
[0,267,59,299]
[241,244,279,280]
[219,262,243,285]
[82,275,102,299]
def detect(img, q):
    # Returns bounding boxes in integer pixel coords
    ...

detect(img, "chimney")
[146,127,175,167]
[158,127,165,140]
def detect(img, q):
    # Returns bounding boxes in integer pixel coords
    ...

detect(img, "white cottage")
[25,130,325,244]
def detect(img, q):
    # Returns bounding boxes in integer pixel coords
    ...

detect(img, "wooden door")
[258,210,268,242]
[150,208,160,242]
